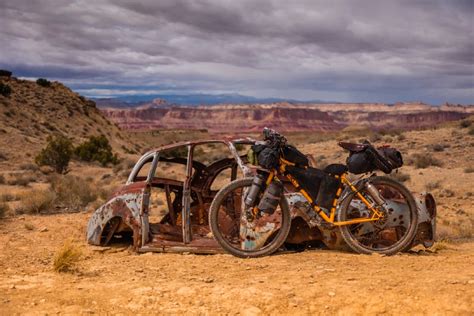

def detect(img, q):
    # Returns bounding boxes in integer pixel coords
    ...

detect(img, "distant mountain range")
[93,93,334,107]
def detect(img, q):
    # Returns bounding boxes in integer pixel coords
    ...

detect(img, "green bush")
[74,135,118,166]
[0,83,12,97]
[0,69,12,77]
[35,135,73,174]
[36,78,52,87]
[460,120,471,128]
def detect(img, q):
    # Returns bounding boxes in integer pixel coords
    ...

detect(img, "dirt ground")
[0,213,473,315]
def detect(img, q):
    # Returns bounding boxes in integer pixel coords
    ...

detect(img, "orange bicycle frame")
[265,158,384,226]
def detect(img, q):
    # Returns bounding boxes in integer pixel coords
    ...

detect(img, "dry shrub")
[439,188,455,198]
[429,240,451,252]
[53,241,82,273]
[425,181,441,191]
[464,167,474,173]
[19,163,39,171]
[24,223,35,230]
[16,189,56,214]
[430,144,445,152]
[7,174,36,186]
[389,171,410,183]
[0,202,9,218]
[0,193,17,202]
[409,154,443,169]
[459,120,471,128]
[112,158,135,174]
[51,175,97,210]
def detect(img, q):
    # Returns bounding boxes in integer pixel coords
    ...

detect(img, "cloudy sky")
[1,0,473,104]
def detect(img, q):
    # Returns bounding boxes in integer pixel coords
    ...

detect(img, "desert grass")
[0,202,9,218]
[53,240,82,273]
[429,240,451,252]
[24,222,35,230]
[50,175,97,210]
[408,154,443,169]
[389,171,411,183]
[16,189,56,214]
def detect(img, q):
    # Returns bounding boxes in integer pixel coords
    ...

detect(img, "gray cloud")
[0,0,472,104]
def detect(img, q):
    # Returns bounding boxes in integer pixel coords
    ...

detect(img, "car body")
[86,139,436,253]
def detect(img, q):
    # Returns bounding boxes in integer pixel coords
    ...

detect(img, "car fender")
[86,192,143,248]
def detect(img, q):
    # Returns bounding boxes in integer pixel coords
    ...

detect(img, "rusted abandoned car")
[87,139,436,253]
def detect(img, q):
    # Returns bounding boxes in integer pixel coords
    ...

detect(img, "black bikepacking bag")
[286,165,324,201]
[346,150,376,174]
[257,147,280,169]
[282,145,309,167]
[346,146,403,174]
[378,147,403,169]
[316,174,342,211]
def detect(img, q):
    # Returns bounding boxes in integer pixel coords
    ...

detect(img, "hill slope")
[0,77,140,166]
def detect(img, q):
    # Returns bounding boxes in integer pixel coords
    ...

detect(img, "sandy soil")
[0,213,473,315]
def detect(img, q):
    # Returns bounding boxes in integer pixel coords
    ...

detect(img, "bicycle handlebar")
[262,127,287,147]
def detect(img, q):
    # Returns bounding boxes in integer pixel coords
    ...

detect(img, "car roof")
[146,137,257,154]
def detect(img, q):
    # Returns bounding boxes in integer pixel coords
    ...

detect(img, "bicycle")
[209,128,418,258]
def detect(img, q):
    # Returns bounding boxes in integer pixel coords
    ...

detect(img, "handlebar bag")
[257,147,280,169]
[282,145,309,167]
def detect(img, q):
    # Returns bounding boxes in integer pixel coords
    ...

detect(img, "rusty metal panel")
[86,187,145,249]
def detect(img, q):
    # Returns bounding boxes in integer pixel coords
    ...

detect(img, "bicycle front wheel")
[209,178,291,258]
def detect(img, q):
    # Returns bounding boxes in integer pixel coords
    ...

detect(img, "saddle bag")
[346,146,403,174]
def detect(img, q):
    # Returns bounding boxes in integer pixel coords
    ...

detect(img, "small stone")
[203,277,214,283]
[245,267,251,270]
[9,285,15,289]
[328,291,336,297]
[467,280,474,285]
[39,227,48,232]
[241,306,262,316]
[40,299,46,303]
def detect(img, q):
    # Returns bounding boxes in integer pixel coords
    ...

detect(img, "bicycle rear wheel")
[338,176,418,255]
[209,178,291,258]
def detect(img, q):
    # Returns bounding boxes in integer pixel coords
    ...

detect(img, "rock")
[90,246,111,253]
[328,291,336,297]
[203,277,214,283]
[176,286,195,296]
[241,306,262,316]
[39,227,48,232]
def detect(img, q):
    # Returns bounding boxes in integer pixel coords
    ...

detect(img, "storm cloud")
[0,0,472,103]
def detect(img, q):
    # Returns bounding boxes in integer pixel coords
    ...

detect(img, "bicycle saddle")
[338,142,369,152]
